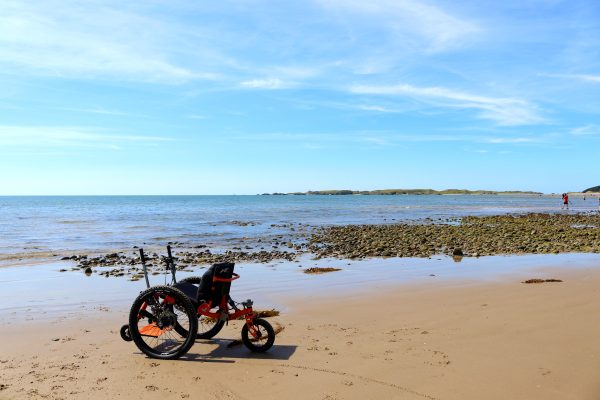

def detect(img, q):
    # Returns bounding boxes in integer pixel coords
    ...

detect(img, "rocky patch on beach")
[59,248,300,278]
[522,279,563,284]
[304,267,342,274]
[309,213,600,259]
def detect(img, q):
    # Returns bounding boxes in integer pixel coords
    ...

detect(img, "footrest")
[139,323,171,338]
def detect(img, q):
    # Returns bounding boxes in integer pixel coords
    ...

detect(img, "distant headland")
[261,189,544,196]
[583,186,600,193]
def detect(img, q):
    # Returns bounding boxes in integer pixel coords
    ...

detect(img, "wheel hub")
[156,309,177,329]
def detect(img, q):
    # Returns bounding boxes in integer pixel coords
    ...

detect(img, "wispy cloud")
[357,104,398,113]
[485,137,537,144]
[542,73,600,83]
[240,78,296,90]
[227,131,541,146]
[571,125,600,136]
[60,107,146,117]
[0,126,172,149]
[316,0,479,52]
[0,1,220,83]
[350,83,544,126]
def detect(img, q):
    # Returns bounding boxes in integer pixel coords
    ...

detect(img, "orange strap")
[213,273,240,283]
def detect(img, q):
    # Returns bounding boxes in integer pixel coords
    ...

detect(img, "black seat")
[173,262,235,307]
[172,281,200,307]
[197,262,235,306]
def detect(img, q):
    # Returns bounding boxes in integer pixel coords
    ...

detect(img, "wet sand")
[2,262,600,400]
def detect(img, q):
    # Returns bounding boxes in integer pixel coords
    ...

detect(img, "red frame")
[136,272,262,339]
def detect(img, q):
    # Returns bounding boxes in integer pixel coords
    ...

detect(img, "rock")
[452,248,463,256]
[307,213,600,259]
[84,267,92,274]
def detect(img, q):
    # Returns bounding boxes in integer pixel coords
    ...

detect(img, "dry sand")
[2,267,600,400]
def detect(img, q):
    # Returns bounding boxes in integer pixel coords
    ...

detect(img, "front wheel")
[128,285,198,360]
[241,318,275,352]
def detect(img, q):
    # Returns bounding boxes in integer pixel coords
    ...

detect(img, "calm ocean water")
[0,195,597,258]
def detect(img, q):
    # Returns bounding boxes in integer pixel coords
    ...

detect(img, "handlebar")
[139,248,150,289]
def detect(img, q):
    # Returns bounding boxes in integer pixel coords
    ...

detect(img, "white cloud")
[240,78,295,89]
[543,73,600,83]
[357,105,397,113]
[316,0,480,52]
[485,137,536,144]
[0,126,172,149]
[0,1,219,83]
[360,136,390,146]
[571,125,600,136]
[350,83,545,126]
[227,131,541,146]
[60,107,145,117]
[579,75,600,82]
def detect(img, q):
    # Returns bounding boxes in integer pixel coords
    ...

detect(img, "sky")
[0,0,599,195]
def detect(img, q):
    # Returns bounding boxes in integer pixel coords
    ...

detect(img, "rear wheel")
[241,318,275,352]
[173,308,225,339]
[176,276,225,339]
[197,316,225,339]
[128,285,198,360]
[179,276,202,285]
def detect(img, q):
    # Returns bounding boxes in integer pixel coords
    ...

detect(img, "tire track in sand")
[277,363,440,400]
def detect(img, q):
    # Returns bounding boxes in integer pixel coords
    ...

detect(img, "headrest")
[212,262,235,280]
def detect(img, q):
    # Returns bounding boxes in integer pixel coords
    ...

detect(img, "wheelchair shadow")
[181,339,297,363]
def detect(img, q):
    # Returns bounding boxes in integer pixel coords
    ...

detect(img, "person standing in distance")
[562,193,569,210]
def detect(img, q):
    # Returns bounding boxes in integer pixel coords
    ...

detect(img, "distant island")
[261,189,543,196]
[583,186,600,193]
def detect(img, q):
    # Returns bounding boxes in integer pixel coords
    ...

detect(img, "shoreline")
[4,211,596,275]
[2,264,600,399]
[3,252,600,320]
[2,198,599,268]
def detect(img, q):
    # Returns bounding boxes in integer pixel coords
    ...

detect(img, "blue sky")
[0,0,599,194]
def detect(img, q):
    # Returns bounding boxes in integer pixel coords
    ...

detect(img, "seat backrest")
[197,262,235,305]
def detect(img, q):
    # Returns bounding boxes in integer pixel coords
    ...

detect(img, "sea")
[1,194,598,260]
[1,194,600,316]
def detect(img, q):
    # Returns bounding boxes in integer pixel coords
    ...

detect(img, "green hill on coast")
[264,189,543,196]
[583,186,600,193]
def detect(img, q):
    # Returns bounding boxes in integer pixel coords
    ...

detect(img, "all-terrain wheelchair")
[120,246,275,359]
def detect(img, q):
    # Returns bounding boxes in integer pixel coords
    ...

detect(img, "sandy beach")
[2,261,600,400]
[3,0,600,397]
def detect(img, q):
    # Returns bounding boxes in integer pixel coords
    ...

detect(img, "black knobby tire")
[196,318,225,340]
[120,324,132,342]
[179,276,202,285]
[128,285,198,360]
[241,318,275,352]
[176,276,225,339]
[173,310,225,340]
